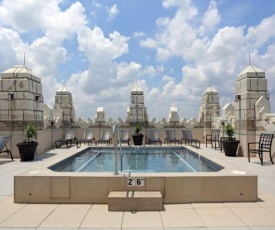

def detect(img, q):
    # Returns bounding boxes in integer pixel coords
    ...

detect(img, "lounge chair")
[164,130,181,145]
[0,136,13,161]
[96,130,112,145]
[77,130,95,148]
[181,130,200,148]
[205,129,220,149]
[148,130,162,145]
[55,130,76,148]
[119,130,130,145]
[248,133,274,165]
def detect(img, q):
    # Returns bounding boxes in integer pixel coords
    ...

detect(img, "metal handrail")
[113,124,123,174]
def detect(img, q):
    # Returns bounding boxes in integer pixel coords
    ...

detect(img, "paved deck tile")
[160,208,204,228]
[39,204,91,228]
[229,207,275,227]
[122,211,162,229]
[80,209,123,229]
[194,207,246,227]
[0,204,57,228]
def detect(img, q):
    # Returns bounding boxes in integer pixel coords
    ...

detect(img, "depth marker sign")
[127,177,144,186]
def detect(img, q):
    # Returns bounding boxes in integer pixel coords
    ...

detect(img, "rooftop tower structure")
[128,84,148,126]
[0,65,44,130]
[54,85,76,128]
[198,86,220,128]
[234,64,270,156]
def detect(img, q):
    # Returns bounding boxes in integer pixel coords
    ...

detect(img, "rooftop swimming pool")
[50,147,223,173]
[15,146,258,204]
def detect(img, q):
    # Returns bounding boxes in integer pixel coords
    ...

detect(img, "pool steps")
[108,191,163,211]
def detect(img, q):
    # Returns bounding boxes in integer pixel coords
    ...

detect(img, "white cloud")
[0,0,87,41]
[0,0,47,32]
[29,36,67,75]
[71,27,130,93]
[156,17,170,27]
[26,36,67,104]
[91,0,102,9]
[162,0,198,20]
[202,0,220,29]
[107,4,119,20]
[157,64,164,74]
[162,0,181,8]
[91,2,119,21]
[43,2,87,41]
[111,62,142,86]
[207,26,245,61]
[162,75,174,82]
[77,27,129,63]
[140,38,157,48]
[148,1,198,61]
[0,28,25,69]
[144,66,156,77]
[183,38,208,62]
[75,27,129,92]
[246,14,275,48]
[133,31,145,38]
[147,87,161,98]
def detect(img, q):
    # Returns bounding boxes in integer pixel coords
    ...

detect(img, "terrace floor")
[1,143,275,230]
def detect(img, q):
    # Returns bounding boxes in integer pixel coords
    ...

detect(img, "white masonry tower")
[128,84,148,126]
[0,65,44,130]
[54,85,76,127]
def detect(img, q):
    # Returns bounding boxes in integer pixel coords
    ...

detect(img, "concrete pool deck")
[1,144,275,229]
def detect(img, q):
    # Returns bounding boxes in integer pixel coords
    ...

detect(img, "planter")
[222,140,240,157]
[132,134,144,145]
[17,142,38,161]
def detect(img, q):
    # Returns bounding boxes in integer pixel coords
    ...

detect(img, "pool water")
[50,147,222,173]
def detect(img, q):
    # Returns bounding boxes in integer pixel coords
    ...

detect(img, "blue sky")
[1,0,275,122]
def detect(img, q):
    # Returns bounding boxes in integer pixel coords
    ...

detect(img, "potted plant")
[17,124,38,161]
[132,123,144,145]
[222,124,240,157]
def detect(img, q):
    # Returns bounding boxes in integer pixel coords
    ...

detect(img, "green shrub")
[23,125,37,143]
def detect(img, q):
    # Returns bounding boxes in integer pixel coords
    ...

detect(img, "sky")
[1,0,275,122]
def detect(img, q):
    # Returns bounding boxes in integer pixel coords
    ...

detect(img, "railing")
[113,124,123,174]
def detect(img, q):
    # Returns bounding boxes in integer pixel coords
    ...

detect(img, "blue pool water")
[50,147,222,173]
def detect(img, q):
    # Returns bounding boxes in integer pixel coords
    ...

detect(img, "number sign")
[127,177,144,186]
[128,177,135,186]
